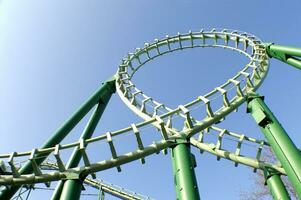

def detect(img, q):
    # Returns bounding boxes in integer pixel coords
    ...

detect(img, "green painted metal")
[59,179,83,200]
[171,140,200,200]
[265,43,301,70]
[99,190,105,200]
[264,168,290,200]
[247,92,301,198]
[0,76,116,199]
[51,88,114,200]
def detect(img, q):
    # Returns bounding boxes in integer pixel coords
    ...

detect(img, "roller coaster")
[1,28,301,200]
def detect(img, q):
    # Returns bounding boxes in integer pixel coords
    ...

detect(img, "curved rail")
[116,28,269,138]
[0,123,286,186]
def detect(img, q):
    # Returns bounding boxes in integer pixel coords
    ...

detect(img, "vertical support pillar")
[0,76,116,199]
[247,92,301,198]
[264,168,290,200]
[171,139,200,200]
[59,179,83,200]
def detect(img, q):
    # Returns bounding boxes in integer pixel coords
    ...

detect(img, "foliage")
[241,147,297,200]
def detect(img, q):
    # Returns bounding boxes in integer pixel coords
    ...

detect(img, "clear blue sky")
[0,1,301,199]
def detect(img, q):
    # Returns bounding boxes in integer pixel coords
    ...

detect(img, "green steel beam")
[247,92,301,198]
[265,43,301,70]
[171,140,200,200]
[0,76,116,200]
[264,167,290,200]
[51,90,113,200]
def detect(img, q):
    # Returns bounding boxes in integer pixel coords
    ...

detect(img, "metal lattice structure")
[1,28,301,200]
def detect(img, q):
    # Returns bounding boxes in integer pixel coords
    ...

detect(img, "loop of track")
[116,28,269,137]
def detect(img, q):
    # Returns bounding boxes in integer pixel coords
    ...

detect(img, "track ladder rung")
[79,139,96,179]
[131,124,145,164]
[106,132,121,172]
[8,152,20,178]
[53,144,66,172]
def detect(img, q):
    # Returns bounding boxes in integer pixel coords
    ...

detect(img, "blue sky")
[0,0,301,199]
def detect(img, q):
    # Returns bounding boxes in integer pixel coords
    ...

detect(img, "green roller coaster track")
[1,28,301,200]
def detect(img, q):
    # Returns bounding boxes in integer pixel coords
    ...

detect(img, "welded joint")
[246,92,271,127]
[263,167,282,185]
[101,75,117,94]
[62,171,81,181]
[263,43,276,59]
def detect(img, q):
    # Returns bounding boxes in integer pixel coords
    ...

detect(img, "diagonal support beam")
[264,43,301,70]
[0,76,116,200]
[50,78,116,200]
[247,92,301,198]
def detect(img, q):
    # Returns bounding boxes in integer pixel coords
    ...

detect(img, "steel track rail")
[0,124,286,185]
[116,28,269,138]
[41,162,153,200]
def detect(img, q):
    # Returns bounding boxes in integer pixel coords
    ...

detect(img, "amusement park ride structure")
[0,28,301,200]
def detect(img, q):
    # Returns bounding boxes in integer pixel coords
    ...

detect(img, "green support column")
[0,76,116,200]
[59,179,83,200]
[51,88,114,200]
[265,43,301,70]
[247,92,301,198]
[264,168,290,200]
[171,139,200,200]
